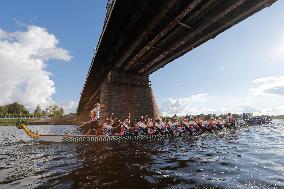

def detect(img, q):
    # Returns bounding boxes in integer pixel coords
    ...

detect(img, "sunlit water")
[0,120,283,189]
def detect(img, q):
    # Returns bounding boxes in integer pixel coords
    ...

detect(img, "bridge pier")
[99,71,160,125]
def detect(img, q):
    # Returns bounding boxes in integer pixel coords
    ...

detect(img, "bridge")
[77,0,277,123]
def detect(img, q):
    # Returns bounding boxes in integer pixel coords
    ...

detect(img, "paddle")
[78,121,91,128]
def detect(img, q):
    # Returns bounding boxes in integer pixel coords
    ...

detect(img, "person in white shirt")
[90,103,103,121]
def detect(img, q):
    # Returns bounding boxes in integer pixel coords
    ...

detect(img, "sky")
[0,1,284,115]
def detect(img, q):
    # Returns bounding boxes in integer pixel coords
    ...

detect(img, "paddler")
[189,117,199,132]
[154,119,164,134]
[118,118,131,136]
[226,113,235,128]
[208,117,219,132]
[102,118,113,136]
[146,117,155,134]
[216,117,224,130]
[136,118,148,135]
[182,116,193,134]
[197,118,205,132]
[164,119,174,134]
[202,118,212,133]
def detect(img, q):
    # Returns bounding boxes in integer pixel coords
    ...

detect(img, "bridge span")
[78,0,277,123]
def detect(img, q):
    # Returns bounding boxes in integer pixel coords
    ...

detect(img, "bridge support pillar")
[99,71,160,125]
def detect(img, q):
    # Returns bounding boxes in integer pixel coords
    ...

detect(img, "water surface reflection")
[0,121,283,188]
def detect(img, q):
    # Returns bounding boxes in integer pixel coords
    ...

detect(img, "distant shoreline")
[0,116,78,126]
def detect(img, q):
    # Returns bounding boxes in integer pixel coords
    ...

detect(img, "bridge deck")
[78,0,277,114]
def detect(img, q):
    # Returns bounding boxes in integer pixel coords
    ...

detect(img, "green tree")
[6,102,29,116]
[46,105,64,118]
[54,108,64,118]
[33,105,43,117]
[0,105,8,115]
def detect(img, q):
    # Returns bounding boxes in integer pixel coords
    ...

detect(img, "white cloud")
[160,87,284,116]
[0,26,72,109]
[160,94,221,116]
[60,101,78,114]
[251,76,284,96]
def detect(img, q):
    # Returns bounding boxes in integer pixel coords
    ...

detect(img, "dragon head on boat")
[16,119,28,129]
[16,120,39,139]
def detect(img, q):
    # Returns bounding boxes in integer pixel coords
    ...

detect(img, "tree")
[6,102,29,116]
[0,105,8,115]
[33,105,42,117]
[46,105,64,118]
[55,108,64,118]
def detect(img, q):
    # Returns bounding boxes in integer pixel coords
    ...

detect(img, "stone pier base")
[99,71,160,125]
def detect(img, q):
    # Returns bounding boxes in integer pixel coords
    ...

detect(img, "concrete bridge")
[78,0,277,123]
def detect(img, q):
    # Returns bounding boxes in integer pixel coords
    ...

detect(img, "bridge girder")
[78,0,277,118]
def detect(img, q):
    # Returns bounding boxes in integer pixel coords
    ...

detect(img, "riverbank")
[0,113,78,126]
[0,118,38,126]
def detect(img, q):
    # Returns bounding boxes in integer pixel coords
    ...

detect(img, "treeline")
[271,115,284,119]
[0,102,64,118]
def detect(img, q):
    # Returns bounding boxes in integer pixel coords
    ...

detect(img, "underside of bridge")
[77,0,277,123]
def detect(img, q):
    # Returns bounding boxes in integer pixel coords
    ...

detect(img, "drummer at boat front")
[90,102,103,121]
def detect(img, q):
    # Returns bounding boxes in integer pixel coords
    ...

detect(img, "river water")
[0,120,283,189]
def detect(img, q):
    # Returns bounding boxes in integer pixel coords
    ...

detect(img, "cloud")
[0,26,72,109]
[60,101,78,114]
[251,76,284,96]
[160,94,218,116]
[160,91,284,116]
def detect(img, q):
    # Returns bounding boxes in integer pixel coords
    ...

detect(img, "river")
[0,120,283,189]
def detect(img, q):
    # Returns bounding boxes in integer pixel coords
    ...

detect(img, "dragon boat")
[16,120,247,143]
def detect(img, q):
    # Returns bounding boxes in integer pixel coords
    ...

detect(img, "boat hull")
[38,132,196,143]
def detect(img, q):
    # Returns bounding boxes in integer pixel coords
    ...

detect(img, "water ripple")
[0,122,283,188]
